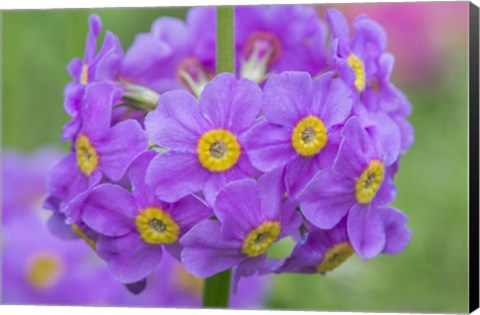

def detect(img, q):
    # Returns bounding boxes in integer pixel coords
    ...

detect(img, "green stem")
[203,269,232,308]
[202,6,235,309]
[216,6,235,74]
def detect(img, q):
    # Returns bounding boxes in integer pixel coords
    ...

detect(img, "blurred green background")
[1,3,469,313]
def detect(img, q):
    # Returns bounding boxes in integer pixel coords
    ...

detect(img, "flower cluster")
[45,5,413,293]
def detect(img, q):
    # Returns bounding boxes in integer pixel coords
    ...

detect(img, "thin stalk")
[202,6,235,308]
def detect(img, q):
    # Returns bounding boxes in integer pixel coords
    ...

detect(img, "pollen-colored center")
[355,160,385,204]
[197,129,241,172]
[136,207,180,245]
[80,64,89,85]
[316,242,354,273]
[242,221,281,258]
[75,134,99,176]
[347,54,366,92]
[291,115,328,157]
[26,253,64,289]
[244,31,282,65]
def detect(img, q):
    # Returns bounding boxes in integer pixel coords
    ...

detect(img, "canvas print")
[1,1,477,313]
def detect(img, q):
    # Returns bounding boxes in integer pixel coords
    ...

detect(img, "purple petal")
[81,82,122,140]
[263,71,312,128]
[129,150,158,209]
[373,171,396,206]
[258,166,286,220]
[214,179,263,240]
[61,118,81,142]
[186,7,217,68]
[82,184,137,237]
[97,233,163,283]
[46,212,78,240]
[67,58,83,80]
[334,116,376,178]
[145,90,208,151]
[63,82,84,117]
[311,72,353,128]
[393,115,414,154]
[299,169,355,229]
[365,112,401,166]
[84,14,102,64]
[326,9,350,56]
[380,207,411,255]
[199,74,262,134]
[285,156,321,199]
[351,15,386,77]
[146,151,210,203]
[347,203,386,259]
[279,197,303,239]
[170,195,213,236]
[316,124,343,169]
[243,119,295,172]
[180,220,244,278]
[203,169,248,207]
[96,119,148,181]
[47,153,89,207]
[92,31,123,81]
[232,255,267,293]
[120,33,174,89]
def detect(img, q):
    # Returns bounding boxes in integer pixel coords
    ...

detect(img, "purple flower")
[326,9,414,153]
[46,82,148,223]
[236,5,328,83]
[277,211,411,273]
[1,214,129,306]
[63,14,123,141]
[120,8,216,96]
[276,219,354,274]
[74,151,212,283]
[180,168,302,288]
[326,8,386,93]
[298,116,400,258]
[145,73,261,205]
[244,71,353,198]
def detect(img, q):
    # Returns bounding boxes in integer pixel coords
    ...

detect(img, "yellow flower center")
[197,129,241,172]
[26,253,64,289]
[347,54,366,92]
[80,64,89,85]
[316,242,354,273]
[135,207,180,245]
[75,134,99,176]
[242,221,281,257]
[355,160,385,204]
[291,115,328,157]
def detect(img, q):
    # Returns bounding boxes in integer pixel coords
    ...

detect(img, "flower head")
[180,168,302,288]
[245,71,353,198]
[145,73,262,205]
[326,8,386,93]
[46,83,148,223]
[63,14,123,141]
[276,207,411,273]
[298,116,401,258]
[73,151,212,283]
